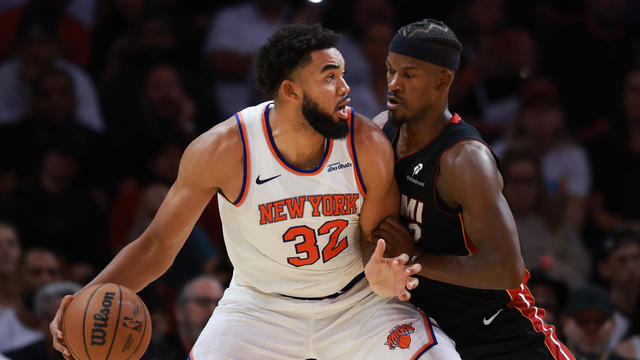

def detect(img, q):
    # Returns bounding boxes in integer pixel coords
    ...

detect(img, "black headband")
[389,33,460,70]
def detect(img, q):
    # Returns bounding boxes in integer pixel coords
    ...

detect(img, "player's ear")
[280,80,300,102]
[436,69,454,91]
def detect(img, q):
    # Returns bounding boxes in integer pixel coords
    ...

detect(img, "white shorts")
[190,277,460,360]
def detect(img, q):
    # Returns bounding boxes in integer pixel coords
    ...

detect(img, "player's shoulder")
[184,116,243,165]
[351,110,391,150]
[442,140,495,171]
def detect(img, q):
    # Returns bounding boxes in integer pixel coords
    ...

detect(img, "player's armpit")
[419,141,524,289]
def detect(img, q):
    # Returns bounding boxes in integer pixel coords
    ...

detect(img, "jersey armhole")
[230,111,250,206]
[347,108,366,195]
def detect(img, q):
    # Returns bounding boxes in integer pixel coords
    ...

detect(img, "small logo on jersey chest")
[406,162,425,187]
[385,323,414,350]
[327,161,352,172]
[413,163,423,176]
[256,174,281,184]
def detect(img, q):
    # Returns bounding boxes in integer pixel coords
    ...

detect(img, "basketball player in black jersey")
[369,19,575,360]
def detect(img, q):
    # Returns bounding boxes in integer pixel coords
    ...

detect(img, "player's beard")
[302,93,349,139]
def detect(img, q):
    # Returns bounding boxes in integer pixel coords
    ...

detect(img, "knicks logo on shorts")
[385,323,414,350]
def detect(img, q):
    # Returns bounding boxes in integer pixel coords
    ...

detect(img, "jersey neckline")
[261,102,334,176]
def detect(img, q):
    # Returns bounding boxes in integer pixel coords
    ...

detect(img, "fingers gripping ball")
[63,283,152,360]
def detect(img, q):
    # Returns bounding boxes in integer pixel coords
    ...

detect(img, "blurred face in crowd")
[21,249,61,296]
[624,70,640,123]
[599,240,640,289]
[41,150,78,194]
[35,71,75,124]
[465,0,504,35]
[143,65,185,120]
[563,309,614,355]
[176,278,224,346]
[18,32,61,82]
[529,282,561,327]
[503,158,540,216]
[0,224,21,276]
[519,104,565,142]
[136,17,175,51]
[360,23,395,72]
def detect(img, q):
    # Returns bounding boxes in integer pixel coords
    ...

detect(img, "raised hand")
[364,239,421,301]
[50,294,74,360]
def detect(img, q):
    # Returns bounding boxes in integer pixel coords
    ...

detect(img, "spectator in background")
[143,276,225,360]
[0,17,103,132]
[562,284,632,360]
[0,0,92,67]
[91,0,145,78]
[0,222,21,308]
[0,148,108,283]
[3,280,81,360]
[596,230,640,351]
[589,67,640,239]
[0,66,104,187]
[538,0,633,139]
[203,0,290,117]
[98,8,181,88]
[128,183,219,293]
[450,28,537,143]
[502,147,591,287]
[0,247,60,354]
[493,78,592,230]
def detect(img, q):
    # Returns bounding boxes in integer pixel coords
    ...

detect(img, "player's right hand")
[365,239,421,301]
[50,294,74,360]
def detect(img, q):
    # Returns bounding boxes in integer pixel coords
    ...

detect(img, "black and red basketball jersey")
[382,114,575,360]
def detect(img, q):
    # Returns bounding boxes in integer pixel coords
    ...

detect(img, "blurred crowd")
[0,0,639,359]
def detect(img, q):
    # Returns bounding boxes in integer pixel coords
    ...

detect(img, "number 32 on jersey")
[283,219,349,266]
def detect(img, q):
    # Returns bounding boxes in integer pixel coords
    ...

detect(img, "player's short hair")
[397,19,462,54]
[255,23,340,98]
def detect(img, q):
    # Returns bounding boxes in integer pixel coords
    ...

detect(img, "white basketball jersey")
[218,101,366,298]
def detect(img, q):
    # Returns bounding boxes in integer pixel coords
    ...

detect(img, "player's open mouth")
[336,98,351,120]
[387,96,402,110]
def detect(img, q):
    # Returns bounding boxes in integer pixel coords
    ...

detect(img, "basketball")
[397,334,411,349]
[62,283,152,360]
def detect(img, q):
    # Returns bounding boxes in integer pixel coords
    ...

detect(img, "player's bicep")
[355,120,399,239]
[440,143,516,251]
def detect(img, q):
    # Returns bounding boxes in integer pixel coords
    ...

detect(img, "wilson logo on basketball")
[91,291,115,345]
[385,323,414,350]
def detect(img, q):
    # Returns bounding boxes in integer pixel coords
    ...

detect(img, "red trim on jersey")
[458,213,478,254]
[395,113,461,164]
[411,308,437,359]
[506,271,576,360]
[188,350,194,360]
[233,112,250,207]
[261,103,333,176]
[346,108,366,196]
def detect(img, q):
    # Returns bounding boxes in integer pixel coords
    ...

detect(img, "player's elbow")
[503,256,525,289]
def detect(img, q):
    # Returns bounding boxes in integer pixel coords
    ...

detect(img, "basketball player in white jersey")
[49,24,460,359]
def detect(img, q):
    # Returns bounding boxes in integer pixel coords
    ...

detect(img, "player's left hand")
[365,239,421,301]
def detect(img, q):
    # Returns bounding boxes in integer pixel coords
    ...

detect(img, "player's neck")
[269,104,328,170]
[401,106,452,154]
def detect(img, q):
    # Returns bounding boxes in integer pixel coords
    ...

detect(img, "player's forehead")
[386,51,430,71]
[306,47,345,73]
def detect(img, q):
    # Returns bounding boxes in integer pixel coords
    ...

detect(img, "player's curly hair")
[256,23,340,98]
[398,19,462,53]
